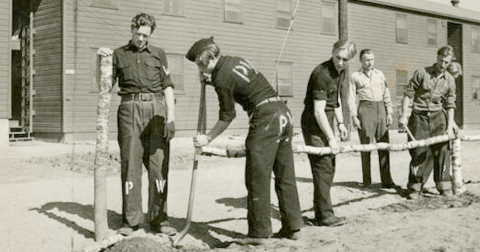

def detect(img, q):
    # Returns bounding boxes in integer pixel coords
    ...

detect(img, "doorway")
[447,22,463,127]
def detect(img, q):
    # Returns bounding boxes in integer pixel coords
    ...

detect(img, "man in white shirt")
[348,49,396,188]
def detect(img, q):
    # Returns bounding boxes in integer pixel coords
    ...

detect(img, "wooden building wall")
[0,0,11,120]
[32,0,63,138]
[61,0,338,140]
[348,1,480,129]
[462,24,480,128]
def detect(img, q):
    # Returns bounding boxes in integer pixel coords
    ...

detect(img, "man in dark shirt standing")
[399,46,458,200]
[186,37,303,245]
[302,39,356,227]
[98,13,176,236]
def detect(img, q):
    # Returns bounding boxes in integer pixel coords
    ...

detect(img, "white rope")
[272,0,302,88]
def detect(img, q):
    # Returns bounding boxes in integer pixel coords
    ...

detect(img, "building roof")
[355,0,480,24]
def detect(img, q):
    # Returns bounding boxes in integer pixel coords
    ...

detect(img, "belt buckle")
[139,93,149,101]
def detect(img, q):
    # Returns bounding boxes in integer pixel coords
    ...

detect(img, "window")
[472,26,480,53]
[396,70,408,99]
[396,14,408,44]
[275,62,294,97]
[473,76,480,100]
[427,19,437,47]
[321,1,336,35]
[276,0,292,29]
[90,0,118,9]
[163,0,185,16]
[225,0,243,23]
[166,54,185,93]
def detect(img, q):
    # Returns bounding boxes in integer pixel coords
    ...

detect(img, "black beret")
[186,36,215,62]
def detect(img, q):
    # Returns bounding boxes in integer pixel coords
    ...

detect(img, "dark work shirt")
[211,56,277,122]
[113,41,174,95]
[303,58,345,112]
[405,63,456,111]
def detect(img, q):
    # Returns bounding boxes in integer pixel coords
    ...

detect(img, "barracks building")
[1,0,479,146]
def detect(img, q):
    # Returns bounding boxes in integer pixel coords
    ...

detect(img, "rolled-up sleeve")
[443,76,456,110]
[216,86,236,122]
[405,69,422,99]
[158,51,175,89]
[311,71,328,101]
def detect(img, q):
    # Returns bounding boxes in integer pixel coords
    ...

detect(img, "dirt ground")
[1,129,480,252]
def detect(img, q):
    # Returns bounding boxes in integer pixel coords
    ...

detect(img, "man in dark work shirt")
[186,37,303,245]
[302,39,356,227]
[98,13,176,236]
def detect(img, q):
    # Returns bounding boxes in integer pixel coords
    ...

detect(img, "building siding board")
[0,0,10,118]
[60,0,329,138]
[33,0,63,134]
[30,0,480,141]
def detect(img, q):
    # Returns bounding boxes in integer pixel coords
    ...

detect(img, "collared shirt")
[348,68,393,116]
[303,58,344,112]
[113,41,174,95]
[211,55,277,122]
[405,63,456,111]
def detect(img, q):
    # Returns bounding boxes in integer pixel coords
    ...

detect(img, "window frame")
[276,0,292,30]
[274,61,294,97]
[90,0,118,9]
[321,0,337,36]
[472,76,480,100]
[224,0,243,24]
[396,13,408,44]
[427,18,437,47]
[163,0,185,17]
[395,69,408,100]
[472,26,480,53]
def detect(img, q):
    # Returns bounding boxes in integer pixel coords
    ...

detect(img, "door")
[448,22,463,127]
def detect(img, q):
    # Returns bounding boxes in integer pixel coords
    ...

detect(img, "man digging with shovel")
[186,36,303,245]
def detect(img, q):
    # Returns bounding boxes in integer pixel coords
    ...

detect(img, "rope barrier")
[199,134,480,195]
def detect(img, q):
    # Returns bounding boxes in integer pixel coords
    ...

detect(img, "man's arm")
[164,86,175,123]
[314,100,341,153]
[348,74,362,130]
[335,96,348,140]
[194,120,231,147]
[383,84,393,127]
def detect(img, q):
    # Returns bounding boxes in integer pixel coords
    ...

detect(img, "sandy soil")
[1,129,480,252]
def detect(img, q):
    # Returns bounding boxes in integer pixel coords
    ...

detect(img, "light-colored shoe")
[234,237,268,246]
[117,225,138,236]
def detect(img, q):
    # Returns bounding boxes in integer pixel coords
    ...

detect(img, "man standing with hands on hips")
[97,13,177,236]
[348,49,396,189]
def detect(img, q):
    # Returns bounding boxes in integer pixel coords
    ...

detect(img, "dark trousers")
[301,109,336,221]
[117,95,170,228]
[407,110,452,192]
[245,102,303,238]
[357,101,393,186]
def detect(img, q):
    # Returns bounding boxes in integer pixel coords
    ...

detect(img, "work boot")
[318,216,346,227]
[234,237,268,246]
[273,227,301,240]
[151,224,177,236]
[407,191,421,200]
[117,225,139,236]
[440,189,453,197]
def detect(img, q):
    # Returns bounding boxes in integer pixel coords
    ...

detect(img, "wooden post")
[94,54,113,241]
[338,0,351,139]
[451,138,466,195]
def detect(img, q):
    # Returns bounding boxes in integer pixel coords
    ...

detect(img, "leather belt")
[121,93,163,102]
[255,96,282,108]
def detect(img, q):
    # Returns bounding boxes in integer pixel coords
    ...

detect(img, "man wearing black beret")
[186,37,303,245]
